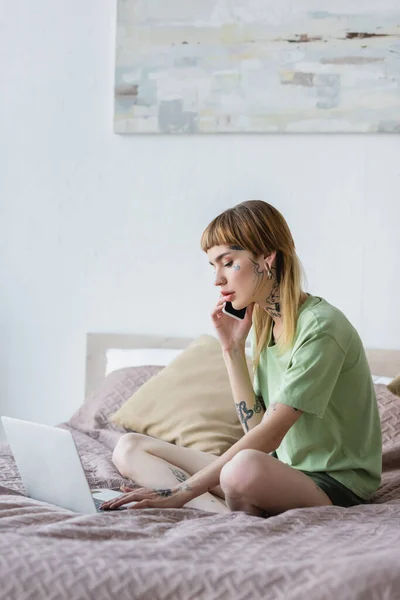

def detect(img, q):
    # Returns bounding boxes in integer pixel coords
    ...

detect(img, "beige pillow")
[111,335,252,455]
[387,374,400,398]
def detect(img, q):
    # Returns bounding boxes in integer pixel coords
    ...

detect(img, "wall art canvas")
[114,0,400,134]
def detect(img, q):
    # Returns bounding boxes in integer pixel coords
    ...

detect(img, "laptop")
[1,416,138,514]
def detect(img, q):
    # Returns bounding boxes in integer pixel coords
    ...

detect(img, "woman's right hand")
[211,297,254,353]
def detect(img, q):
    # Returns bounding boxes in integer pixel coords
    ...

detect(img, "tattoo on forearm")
[178,483,193,492]
[168,468,194,492]
[169,467,188,483]
[235,400,254,432]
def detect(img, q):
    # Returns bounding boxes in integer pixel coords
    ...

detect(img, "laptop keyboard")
[94,497,127,511]
[94,497,105,510]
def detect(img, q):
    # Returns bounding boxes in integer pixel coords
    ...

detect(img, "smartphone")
[222,301,247,321]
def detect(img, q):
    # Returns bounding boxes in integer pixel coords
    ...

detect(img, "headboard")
[85,333,400,399]
[85,333,193,399]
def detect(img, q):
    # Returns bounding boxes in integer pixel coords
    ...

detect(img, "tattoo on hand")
[170,468,188,483]
[235,400,254,432]
[155,488,173,498]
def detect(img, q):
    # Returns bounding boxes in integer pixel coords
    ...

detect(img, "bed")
[1,334,400,600]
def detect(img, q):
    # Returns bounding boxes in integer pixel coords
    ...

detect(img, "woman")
[101,200,382,517]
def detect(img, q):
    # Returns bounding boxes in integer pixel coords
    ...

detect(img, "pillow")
[387,374,400,398]
[111,335,253,455]
[372,375,395,385]
[105,348,184,375]
[370,383,400,504]
[69,365,163,431]
[375,383,400,448]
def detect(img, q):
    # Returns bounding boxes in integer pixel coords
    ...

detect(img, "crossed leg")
[112,433,230,514]
[219,448,333,517]
[112,433,332,517]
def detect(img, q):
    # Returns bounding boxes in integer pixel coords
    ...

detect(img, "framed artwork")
[114,1,400,134]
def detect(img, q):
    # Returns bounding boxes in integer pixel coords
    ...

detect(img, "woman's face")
[207,245,275,310]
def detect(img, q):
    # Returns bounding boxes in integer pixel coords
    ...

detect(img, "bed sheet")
[1,385,400,600]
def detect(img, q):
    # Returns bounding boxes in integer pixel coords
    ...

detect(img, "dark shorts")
[301,470,367,507]
[271,452,367,508]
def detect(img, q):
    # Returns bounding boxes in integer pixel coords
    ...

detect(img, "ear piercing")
[267,268,273,279]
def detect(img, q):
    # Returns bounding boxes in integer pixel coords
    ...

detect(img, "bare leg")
[224,494,268,518]
[113,434,230,514]
[220,449,332,517]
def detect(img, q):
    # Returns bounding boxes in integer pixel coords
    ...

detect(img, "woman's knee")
[112,432,147,471]
[220,449,262,496]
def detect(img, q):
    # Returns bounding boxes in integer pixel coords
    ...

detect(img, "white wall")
[1,0,399,439]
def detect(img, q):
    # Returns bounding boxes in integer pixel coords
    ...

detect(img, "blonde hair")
[200,200,306,369]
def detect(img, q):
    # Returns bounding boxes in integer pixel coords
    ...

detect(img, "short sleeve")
[277,333,346,418]
[253,369,261,397]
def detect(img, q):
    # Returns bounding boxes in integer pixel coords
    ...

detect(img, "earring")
[267,268,272,280]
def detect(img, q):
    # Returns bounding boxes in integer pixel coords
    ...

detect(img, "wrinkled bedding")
[1,385,400,600]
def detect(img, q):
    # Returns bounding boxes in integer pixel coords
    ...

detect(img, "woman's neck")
[266,290,309,326]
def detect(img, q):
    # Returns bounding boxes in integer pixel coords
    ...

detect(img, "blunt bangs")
[201,212,246,253]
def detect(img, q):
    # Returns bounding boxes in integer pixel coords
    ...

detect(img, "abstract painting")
[114,1,400,134]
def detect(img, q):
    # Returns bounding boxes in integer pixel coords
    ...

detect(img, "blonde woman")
[102,200,382,517]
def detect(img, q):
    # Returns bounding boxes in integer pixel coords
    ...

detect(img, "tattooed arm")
[157,401,303,506]
[222,346,266,433]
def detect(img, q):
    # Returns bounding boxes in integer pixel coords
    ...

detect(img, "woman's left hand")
[99,485,188,511]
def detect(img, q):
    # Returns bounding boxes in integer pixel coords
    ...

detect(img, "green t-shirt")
[252,294,382,500]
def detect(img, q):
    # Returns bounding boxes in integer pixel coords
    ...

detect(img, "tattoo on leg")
[169,468,188,483]
[235,400,254,432]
